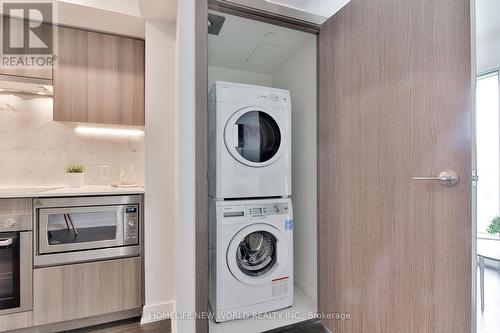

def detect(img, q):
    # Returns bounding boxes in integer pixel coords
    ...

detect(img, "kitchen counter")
[0,185,145,198]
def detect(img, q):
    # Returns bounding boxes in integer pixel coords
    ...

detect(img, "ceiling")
[265,0,351,19]
[56,0,178,38]
[59,0,141,17]
[208,11,315,74]
[60,0,177,21]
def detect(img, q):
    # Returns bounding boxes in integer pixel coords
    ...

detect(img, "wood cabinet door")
[53,27,144,126]
[33,257,142,325]
[318,0,472,332]
[87,32,145,126]
[116,36,145,126]
[86,31,120,124]
[53,26,89,123]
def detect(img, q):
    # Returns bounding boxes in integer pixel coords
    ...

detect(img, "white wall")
[175,0,196,332]
[142,19,177,323]
[208,66,272,90]
[476,0,500,72]
[272,36,317,302]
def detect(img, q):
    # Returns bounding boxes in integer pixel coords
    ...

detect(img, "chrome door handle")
[412,169,459,186]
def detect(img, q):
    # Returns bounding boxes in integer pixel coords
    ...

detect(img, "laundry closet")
[190,0,473,332]
[207,10,318,333]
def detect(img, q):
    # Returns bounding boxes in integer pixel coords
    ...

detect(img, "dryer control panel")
[214,81,291,109]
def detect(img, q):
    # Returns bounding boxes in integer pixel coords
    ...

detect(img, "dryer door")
[224,106,284,167]
[227,223,289,286]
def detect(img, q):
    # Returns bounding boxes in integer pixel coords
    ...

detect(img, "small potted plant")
[65,164,85,188]
[487,216,500,239]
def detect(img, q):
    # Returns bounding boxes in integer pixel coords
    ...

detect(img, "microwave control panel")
[124,205,139,245]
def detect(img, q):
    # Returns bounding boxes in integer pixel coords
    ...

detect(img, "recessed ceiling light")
[37,92,46,95]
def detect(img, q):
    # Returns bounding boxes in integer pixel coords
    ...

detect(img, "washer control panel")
[124,205,139,245]
[247,203,289,217]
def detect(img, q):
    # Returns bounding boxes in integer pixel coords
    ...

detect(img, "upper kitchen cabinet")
[53,26,145,126]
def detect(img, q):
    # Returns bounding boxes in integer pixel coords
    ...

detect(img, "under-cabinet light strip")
[75,126,145,137]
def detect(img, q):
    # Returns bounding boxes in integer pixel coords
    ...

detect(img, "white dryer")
[209,197,293,322]
[209,81,292,199]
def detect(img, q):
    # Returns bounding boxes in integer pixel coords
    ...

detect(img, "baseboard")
[140,301,175,324]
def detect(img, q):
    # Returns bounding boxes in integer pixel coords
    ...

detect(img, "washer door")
[224,106,284,167]
[227,223,288,286]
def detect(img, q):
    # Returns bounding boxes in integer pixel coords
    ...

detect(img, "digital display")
[126,207,137,213]
[252,208,262,215]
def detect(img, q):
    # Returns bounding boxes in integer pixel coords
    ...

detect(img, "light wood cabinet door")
[116,36,145,126]
[0,311,33,332]
[53,27,144,126]
[33,257,142,326]
[53,26,89,123]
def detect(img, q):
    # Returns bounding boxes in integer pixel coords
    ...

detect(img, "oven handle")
[0,236,16,247]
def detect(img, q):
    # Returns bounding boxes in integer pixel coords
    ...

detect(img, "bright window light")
[476,72,500,237]
[75,126,145,137]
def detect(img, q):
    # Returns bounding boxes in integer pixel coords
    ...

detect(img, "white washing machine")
[208,81,292,199]
[209,197,293,322]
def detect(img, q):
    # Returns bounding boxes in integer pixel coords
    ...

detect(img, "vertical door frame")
[471,0,477,331]
[195,0,209,333]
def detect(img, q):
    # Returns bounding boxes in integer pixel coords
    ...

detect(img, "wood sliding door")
[317,0,472,332]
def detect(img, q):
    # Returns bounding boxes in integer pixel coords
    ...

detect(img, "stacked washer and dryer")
[208,81,294,322]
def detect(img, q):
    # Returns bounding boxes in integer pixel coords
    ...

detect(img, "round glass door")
[224,107,284,167]
[236,231,277,277]
[227,223,288,285]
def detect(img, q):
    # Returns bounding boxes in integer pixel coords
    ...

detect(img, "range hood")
[0,74,53,96]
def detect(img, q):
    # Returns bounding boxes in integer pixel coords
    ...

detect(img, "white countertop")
[0,185,145,198]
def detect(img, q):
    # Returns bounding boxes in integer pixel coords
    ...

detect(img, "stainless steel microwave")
[34,195,142,267]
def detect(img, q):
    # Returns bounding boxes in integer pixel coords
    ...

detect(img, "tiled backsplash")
[0,94,144,187]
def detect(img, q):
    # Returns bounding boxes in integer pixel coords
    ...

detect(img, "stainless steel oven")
[34,195,142,267]
[0,199,32,316]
